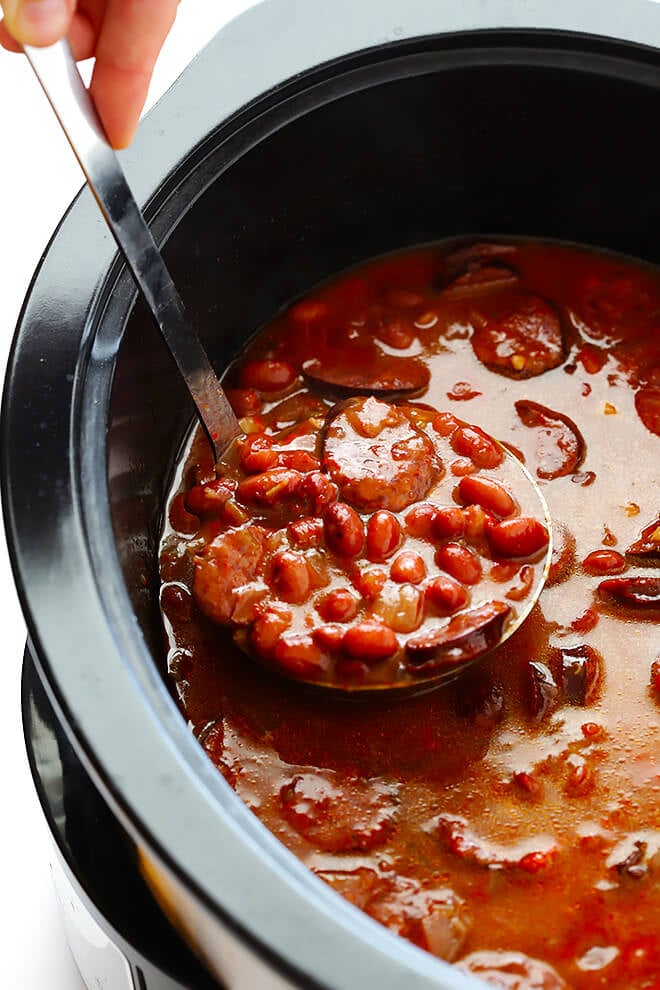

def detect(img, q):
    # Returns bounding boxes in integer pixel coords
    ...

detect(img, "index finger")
[89,0,179,149]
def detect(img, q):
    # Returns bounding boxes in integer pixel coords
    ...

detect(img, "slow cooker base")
[22,647,220,990]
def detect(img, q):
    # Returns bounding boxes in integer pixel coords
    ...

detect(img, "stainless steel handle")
[24,39,241,460]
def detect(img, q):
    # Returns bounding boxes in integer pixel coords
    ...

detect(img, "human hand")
[0,0,180,148]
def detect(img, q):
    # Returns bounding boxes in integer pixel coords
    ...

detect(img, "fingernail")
[5,0,70,45]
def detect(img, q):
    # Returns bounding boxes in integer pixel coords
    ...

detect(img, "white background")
[0,2,252,986]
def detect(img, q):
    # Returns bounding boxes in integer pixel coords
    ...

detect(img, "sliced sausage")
[302,352,430,398]
[321,396,441,512]
[471,293,565,378]
[514,400,586,479]
[193,526,268,625]
[406,601,511,670]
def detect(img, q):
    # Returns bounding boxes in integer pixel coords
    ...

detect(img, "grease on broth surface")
[160,239,660,990]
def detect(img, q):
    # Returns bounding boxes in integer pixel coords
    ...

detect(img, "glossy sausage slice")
[471,293,565,379]
[514,400,586,479]
[193,526,268,625]
[405,601,511,670]
[302,352,430,398]
[321,396,441,512]
[597,577,660,609]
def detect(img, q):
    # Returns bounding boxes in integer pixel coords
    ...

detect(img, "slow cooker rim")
[4,3,660,987]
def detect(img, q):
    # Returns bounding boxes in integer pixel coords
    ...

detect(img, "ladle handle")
[24,39,241,460]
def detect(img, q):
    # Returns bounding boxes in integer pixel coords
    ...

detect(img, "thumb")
[1,0,73,47]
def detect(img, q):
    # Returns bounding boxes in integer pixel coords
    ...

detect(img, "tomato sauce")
[160,240,660,989]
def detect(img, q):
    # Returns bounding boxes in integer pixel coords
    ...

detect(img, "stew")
[159,239,660,989]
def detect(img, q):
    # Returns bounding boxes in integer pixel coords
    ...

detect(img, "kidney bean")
[405,503,439,539]
[316,587,360,623]
[582,549,626,575]
[366,511,402,561]
[487,517,550,560]
[450,458,477,477]
[597,576,660,609]
[406,601,510,668]
[342,621,399,662]
[458,475,517,518]
[425,575,469,614]
[490,562,519,582]
[375,316,416,349]
[237,468,303,505]
[514,399,586,479]
[288,516,324,549]
[239,434,279,474]
[249,606,292,658]
[289,297,331,326]
[436,544,482,585]
[273,634,325,677]
[312,624,346,652]
[226,387,262,417]
[461,504,495,544]
[547,521,576,586]
[184,477,237,517]
[432,506,465,540]
[390,551,426,584]
[559,645,602,705]
[324,503,365,557]
[270,550,312,604]
[168,492,200,535]
[240,359,297,393]
[160,582,193,623]
[432,412,461,437]
[506,564,534,601]
[626,515,660,563]
[528,661,560,721]
[384,288,424,308]
[450,424,504,468]
[300,472,339,515]
[351,567,388,600]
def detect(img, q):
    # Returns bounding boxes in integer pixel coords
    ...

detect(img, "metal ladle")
[26,41,552,695]
[24,39,241,462]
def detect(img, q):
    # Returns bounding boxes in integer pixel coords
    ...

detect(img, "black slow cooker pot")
[4,1,660,987]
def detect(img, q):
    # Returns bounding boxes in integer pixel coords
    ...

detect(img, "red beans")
[390,551,426,584]
[239,434,278,474]
[323,503,365,557]
[237,468,303,505]
[424,575,469,614]
[404,503,438,539]
[366,511,402,561]
[432,506,465,539]
[342,622,398,662]
[270,550,312,603]
[273,634,324,676]
[582,549,627,575]
[240,359,297,392]
[436,543,482,584]
[317,588,360,623]
[184,477,237,517]
[288,299,330,326]
[451,424,504,468]
[288,516,324,549]
[487,517,550,559]
[250,607,292,658]
[458,476,516,518]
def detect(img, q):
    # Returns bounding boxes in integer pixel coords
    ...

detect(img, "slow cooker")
[4,1,660,987]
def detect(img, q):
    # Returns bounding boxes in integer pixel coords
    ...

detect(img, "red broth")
[160,240,660,989]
